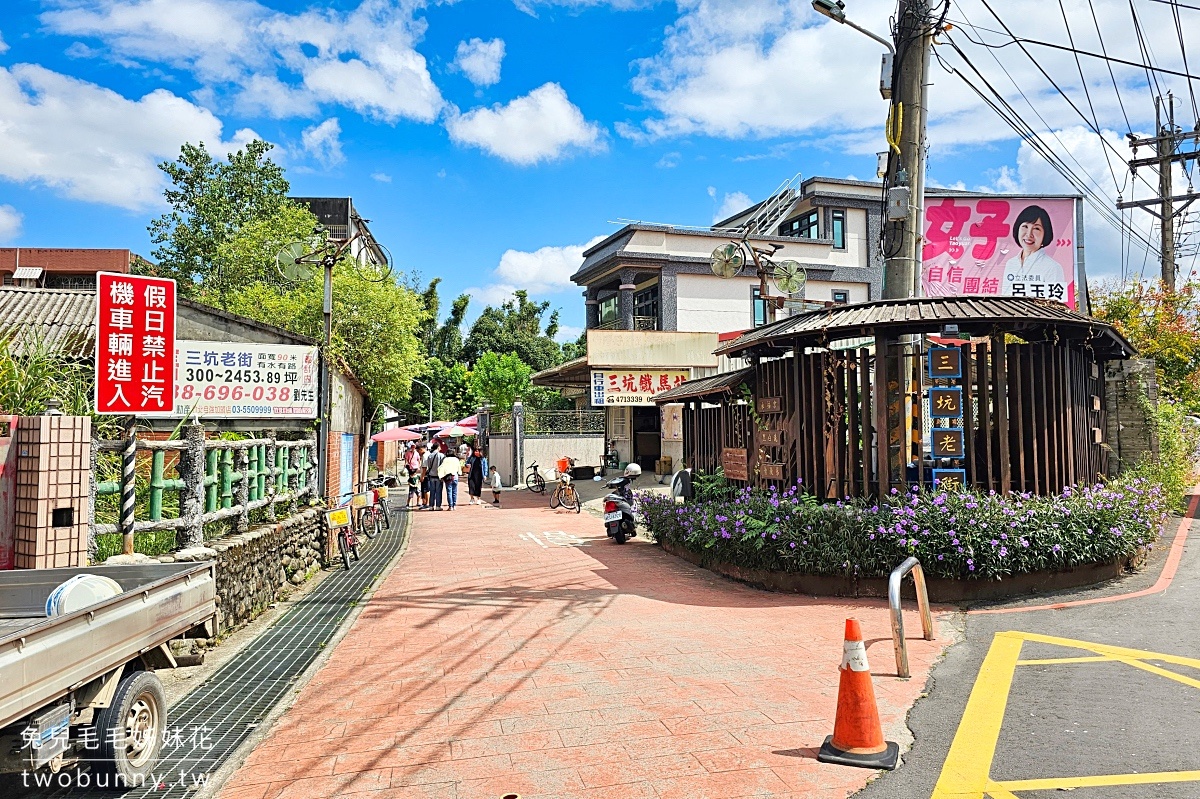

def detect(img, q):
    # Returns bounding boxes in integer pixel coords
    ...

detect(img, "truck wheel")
[94,670,166,783]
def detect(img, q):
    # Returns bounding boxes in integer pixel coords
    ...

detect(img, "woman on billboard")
[1003,204,1064,295]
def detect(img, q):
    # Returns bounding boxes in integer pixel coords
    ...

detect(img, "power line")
[1085,0,1132,135]
[1146,0,1200,12]
[1167,0,1200,121]
[1056,0,1119,191]
[1129,0,1165,104]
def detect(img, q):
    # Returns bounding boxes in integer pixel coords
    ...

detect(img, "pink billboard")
[921,196,1077,308]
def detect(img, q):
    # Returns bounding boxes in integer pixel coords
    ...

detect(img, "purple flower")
[999,546,1008,557]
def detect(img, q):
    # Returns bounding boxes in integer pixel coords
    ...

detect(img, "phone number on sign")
[178,384,298,402]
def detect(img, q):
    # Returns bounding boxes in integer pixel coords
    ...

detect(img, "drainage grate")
[10,510,409,798]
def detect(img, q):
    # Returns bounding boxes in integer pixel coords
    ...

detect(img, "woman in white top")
[438,453,462,510]
[1002,205,1065,297]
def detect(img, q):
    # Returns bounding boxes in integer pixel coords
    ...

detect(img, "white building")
[534,175,887,473]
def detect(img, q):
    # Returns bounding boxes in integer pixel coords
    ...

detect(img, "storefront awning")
[531,356,590,389]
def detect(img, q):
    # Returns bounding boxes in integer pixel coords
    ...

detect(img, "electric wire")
[1057,0,1120,191]
[935,37,1158,256]
[1086,0,1132,136]
[1130,0,1165,105]
[1167,0,1200,122]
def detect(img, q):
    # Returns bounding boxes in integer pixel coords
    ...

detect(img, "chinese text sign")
[175,343,319,418]
[96,273,177,416]
[922,196,1077,308]
[591,370,690,406]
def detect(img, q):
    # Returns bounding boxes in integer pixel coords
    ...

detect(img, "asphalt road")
[858,500,1200,799]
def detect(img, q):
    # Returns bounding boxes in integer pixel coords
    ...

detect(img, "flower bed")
[638,478,1166,587]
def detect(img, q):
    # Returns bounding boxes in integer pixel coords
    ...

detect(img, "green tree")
[431,294,470,363]
[462,290,563,371]
[468,352,533,412]
[145,140,293,299]
[1093,279,1200,412]
[222,261,426,406]
[406,357,477,422]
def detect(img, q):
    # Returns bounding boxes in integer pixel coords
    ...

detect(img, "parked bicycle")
[549,471,581,513]
[326,496,361,570]
[526,461,546,494]
[351,481,390,540]
[365,476,393,534]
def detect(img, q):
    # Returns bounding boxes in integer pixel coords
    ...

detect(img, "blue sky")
[0,0,1194,335]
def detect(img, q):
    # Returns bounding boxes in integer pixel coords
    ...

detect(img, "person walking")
[423,441,445,511]
[438,450,462,510]
[465,447,487,505]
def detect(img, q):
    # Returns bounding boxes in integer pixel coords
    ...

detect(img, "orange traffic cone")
[817,618,899,770]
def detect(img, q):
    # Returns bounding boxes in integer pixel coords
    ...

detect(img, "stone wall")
[161,508,326,637]
[1105,358,1160,476]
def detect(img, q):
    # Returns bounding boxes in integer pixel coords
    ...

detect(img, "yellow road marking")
[1112,656,1200,691]
[1015,655,1111,666]
[932,631,1200,799]
[992,769,1200,791]
[930,632,1024,799]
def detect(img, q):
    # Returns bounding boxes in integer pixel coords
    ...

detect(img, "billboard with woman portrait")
[921,196,1078,308]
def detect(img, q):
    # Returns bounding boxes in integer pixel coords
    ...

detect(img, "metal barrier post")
[888,556,935,678]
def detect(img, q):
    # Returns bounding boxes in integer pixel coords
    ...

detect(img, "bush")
[1125,399,1200,513]
[638,478,1167,581]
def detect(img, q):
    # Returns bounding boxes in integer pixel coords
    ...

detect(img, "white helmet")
[623,463,642,478]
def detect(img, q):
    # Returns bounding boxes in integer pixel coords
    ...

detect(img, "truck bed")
[0,563,217,729]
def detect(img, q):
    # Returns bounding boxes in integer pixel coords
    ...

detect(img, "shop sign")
[931,428,965,458]
[721,448,748,481]
[756,428,784,446]
[927,347,963,379]
[174,342,319,419]
[932,469,967,490]
[756,397,782,414]
[591,370,689,406]
[929,387,963,418]
[96,273,177,416]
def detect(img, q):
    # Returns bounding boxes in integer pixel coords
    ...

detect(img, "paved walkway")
[218,491,951,799]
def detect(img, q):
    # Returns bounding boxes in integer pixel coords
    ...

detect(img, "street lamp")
[411,378,433,425]
[812,0,894,101]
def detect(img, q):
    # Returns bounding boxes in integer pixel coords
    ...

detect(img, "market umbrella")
[436,425,477,438]
[371,427,422,442]
[427,421,455,429]
[457,414,478,427]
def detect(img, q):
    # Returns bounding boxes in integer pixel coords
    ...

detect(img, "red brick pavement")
[218,491,952,799]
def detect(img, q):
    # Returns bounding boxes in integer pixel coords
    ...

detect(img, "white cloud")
[301,117,344,166]
[554,324,584,343]
[465,234,607,310]
[371,172,392,182]
[713,191,751,223]
[454,37,505,87]
[0,205,22,243]
[0,30,9,55]
[0,63,254,209]
[656,151,681,168]
[514,0,654,14]
[626,0,1187,153]
[41,0,444,123]
[445,82,605,165]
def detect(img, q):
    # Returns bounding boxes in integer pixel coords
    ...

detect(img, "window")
[45,274,96,290]
[752,286,767,327]
[633,284,659,320]
[608,407,629,440]
[780,209,819,239]
[598,294,619,324]
[831,209,846,249]
[832,290,850,305]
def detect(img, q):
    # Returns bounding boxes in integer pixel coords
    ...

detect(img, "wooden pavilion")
[654,297,1134,498]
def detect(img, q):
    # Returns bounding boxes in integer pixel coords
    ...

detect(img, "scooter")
[603,463,641,544]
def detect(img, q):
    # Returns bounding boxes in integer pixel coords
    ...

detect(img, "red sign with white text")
[95,272,177,416]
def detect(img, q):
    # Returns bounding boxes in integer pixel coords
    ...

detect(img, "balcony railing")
[594,316,658,331]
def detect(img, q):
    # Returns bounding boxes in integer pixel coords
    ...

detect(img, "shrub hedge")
[637,477,1167,581]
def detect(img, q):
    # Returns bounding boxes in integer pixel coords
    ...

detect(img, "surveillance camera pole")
[881,0,934,300]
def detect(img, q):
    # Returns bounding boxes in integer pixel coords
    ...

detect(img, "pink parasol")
[457,414,478,427]
[371,427,422,442]
[436,425,477,438]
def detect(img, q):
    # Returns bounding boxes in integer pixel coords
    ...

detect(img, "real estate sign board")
[921,195,1078,308]
[174,342,319,419]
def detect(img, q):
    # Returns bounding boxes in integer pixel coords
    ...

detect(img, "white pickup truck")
[0,563,217,784]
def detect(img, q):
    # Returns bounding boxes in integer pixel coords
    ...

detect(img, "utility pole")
[1119,93,1200,293]
[881,0,935,299]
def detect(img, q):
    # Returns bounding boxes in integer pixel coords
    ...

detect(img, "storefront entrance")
[632,406,661,470]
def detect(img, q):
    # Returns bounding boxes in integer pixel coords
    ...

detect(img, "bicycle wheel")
[570,487,581,514]
[372,510,383,538]
[549,486,561,509]
[379,503,392,530]
[527,472,545,494]
[358,508,375,539]
[338,532,352,570]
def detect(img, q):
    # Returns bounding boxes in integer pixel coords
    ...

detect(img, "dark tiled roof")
[715,296,1134,358]
[0,287,95,357]
[653,366,755,404]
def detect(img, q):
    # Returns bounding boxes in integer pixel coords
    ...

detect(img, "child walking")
[488,465,503,505]
[406,469,420,509]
